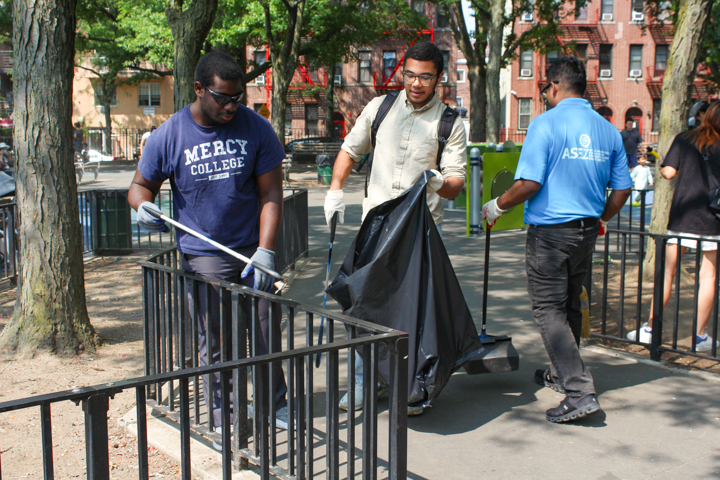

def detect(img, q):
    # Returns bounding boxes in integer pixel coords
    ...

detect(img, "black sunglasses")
[204,85,244,105]
[541,81,558,96]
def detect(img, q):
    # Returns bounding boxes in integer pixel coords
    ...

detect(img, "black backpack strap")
[436,105,460,167]
[370,92,399,148]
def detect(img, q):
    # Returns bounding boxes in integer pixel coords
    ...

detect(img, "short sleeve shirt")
[139,105,286,255]
[621,128,643,155]
[515,98,632,225]
[663,132,720,235]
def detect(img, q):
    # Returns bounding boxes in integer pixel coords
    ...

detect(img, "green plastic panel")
[482,152,525,231]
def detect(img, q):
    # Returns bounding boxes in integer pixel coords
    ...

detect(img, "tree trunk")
[0,0,98,355]
[485,0,504,144]
[102,79,112,155]
[325,71,335,138]
[468,64,488,143]
[643,0,713,271]
[166,0,219,112]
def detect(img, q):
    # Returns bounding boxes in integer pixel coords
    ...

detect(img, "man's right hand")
[137,201,168,232]
[324,189,345,226]
[482,198,506,227]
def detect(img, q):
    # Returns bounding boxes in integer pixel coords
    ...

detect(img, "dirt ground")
[0,257,192,479]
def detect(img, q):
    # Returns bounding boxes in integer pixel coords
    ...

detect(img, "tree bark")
[102,78,112,154]
[485,0,504,144]
[166,0,219,112]
[643,0,713,271]
[263,0,306,143]
[0,0,98,355]
[325,71,335,138]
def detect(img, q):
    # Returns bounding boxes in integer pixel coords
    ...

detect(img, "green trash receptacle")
[318,165,333,185]
[92,190,132,254]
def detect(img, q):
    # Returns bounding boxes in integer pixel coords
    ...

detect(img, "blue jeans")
[525,224,598,397]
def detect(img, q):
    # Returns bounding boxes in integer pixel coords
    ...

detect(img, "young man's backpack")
[363,92,460,196]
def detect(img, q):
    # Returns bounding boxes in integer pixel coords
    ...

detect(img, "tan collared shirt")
[341,90,467,225]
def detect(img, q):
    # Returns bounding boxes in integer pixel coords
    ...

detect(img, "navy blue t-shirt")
[139,105,285,255]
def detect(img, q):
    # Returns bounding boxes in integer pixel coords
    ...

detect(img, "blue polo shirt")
[515,98,632,225]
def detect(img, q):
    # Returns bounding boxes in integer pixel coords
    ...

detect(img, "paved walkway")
[282,171,720,480]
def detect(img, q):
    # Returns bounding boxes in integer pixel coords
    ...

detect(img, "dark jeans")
[183,251,288,427]
[526,224,599,397]
[627,153,638,169]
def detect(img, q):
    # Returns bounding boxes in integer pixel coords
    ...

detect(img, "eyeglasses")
[541,81,557,99]
[204,85,244,105]
[402,72,437,87]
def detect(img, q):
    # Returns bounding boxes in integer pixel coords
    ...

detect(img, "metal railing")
[0,197,18,285]
[589,229,719,361]
[278,189,309,273]
[140,250,408,479]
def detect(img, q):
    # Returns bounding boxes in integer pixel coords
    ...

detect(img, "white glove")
[427,169,444,194]
[482,198,506,227]
[137,201,168,232]
[599,218,608,236]
[324,189,345,226]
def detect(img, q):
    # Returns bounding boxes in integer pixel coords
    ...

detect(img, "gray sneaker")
[339,381,388,411]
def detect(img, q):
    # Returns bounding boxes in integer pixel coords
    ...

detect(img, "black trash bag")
[316,154,336,166]
[326,171,483,406]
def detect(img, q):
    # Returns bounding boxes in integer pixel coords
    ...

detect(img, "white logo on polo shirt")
[580,134,591,148]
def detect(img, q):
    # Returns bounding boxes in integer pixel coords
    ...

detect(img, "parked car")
[86,150,117,162]
[283,136,336,154]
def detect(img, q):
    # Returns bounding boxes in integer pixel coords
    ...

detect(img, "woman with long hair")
[627,100,720,352]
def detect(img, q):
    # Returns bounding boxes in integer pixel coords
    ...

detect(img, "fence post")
[388,335,408,480]
[82,393,111,480]
[650,237,665,361]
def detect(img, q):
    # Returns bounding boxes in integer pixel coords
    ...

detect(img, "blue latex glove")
[136,201,168,232]
[241,247,276,292]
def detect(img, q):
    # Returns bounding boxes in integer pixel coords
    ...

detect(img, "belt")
[537,217,599,229]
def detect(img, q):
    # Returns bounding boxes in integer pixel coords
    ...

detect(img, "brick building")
[506,0,713,145]
[244,1,471,142]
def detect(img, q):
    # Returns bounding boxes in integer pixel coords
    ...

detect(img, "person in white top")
[323,42,467,416]
[139,125,156,158]
[630,155,654,203]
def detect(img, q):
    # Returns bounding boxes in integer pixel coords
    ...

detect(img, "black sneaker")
[546,394,601,423]
[534,368,565,394]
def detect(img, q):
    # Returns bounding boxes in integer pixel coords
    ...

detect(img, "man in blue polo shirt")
[483,56,631,423]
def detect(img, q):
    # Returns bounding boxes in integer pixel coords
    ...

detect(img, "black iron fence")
[0,197,17,286]
[589,228,719,361]
[84,128,146,160]
[138,251,408,479]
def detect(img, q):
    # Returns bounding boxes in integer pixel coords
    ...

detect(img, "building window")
[383,51,396,83]
[253,103,264,112]
[652,99,661,132]
[358,51,371,83]
[574,44,589,64]
[334,63,343,84]
[411,0,424,14]
[601,0,613,20]
[285,107,292,135]
[518,98,532,129]
[519,51,533,77]
[437,5,449,28]
[441,50,450,82]
[456,97,464,108]
[576,7,587,20]
[597,106,613,122]
[254,50,266,83]
[457,68,466,83]
[94,84,117,108]
[599,44,613,76]
[305,104,318,136]
[629,45,643,77]
[654,45,668,76]
[138,83,160,107]
[632,0,644,20]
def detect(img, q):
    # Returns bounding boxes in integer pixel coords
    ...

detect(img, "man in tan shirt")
[324,42,467,415]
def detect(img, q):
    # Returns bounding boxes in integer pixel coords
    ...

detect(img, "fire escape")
[538,9,608,109]
[373,27,435,90]
[264,55,328,106]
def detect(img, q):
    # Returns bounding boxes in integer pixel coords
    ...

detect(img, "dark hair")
[403,42,444,74]
[689,100,720,152]
[150,125,156,133]
[546,56,586,96]
[194,51,243,88]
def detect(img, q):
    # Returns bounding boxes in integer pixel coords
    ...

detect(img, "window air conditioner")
[601,13,613,21]
[520,69,532,77]
[600,69,612,77]
[441,73,449,83]
[256,76,265,85]
[629,69,642,77]
[632,11,644,22]
[521,13,533,22]
[334,75,342,85]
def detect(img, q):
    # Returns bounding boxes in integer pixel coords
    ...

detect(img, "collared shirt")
[515,98,632,225]
[341,90,467,225]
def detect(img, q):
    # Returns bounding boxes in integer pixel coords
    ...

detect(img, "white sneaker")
[407,403,424,416]
[627,323,652,343]
[339,381,387,411]
[695,334,719,352]
[247,403,290,430]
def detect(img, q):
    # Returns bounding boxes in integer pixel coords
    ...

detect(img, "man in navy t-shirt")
[128,52,289,435]
[482,57,631,423]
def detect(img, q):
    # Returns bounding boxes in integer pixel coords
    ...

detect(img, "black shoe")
[534,368,565,394]
[546,394,601,423]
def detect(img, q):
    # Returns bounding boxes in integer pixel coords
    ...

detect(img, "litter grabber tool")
[316,212,338,368]
[463,223,520,374]
[145,208,284,284]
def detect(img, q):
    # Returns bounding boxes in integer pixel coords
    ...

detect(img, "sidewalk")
[282,171,720,480]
